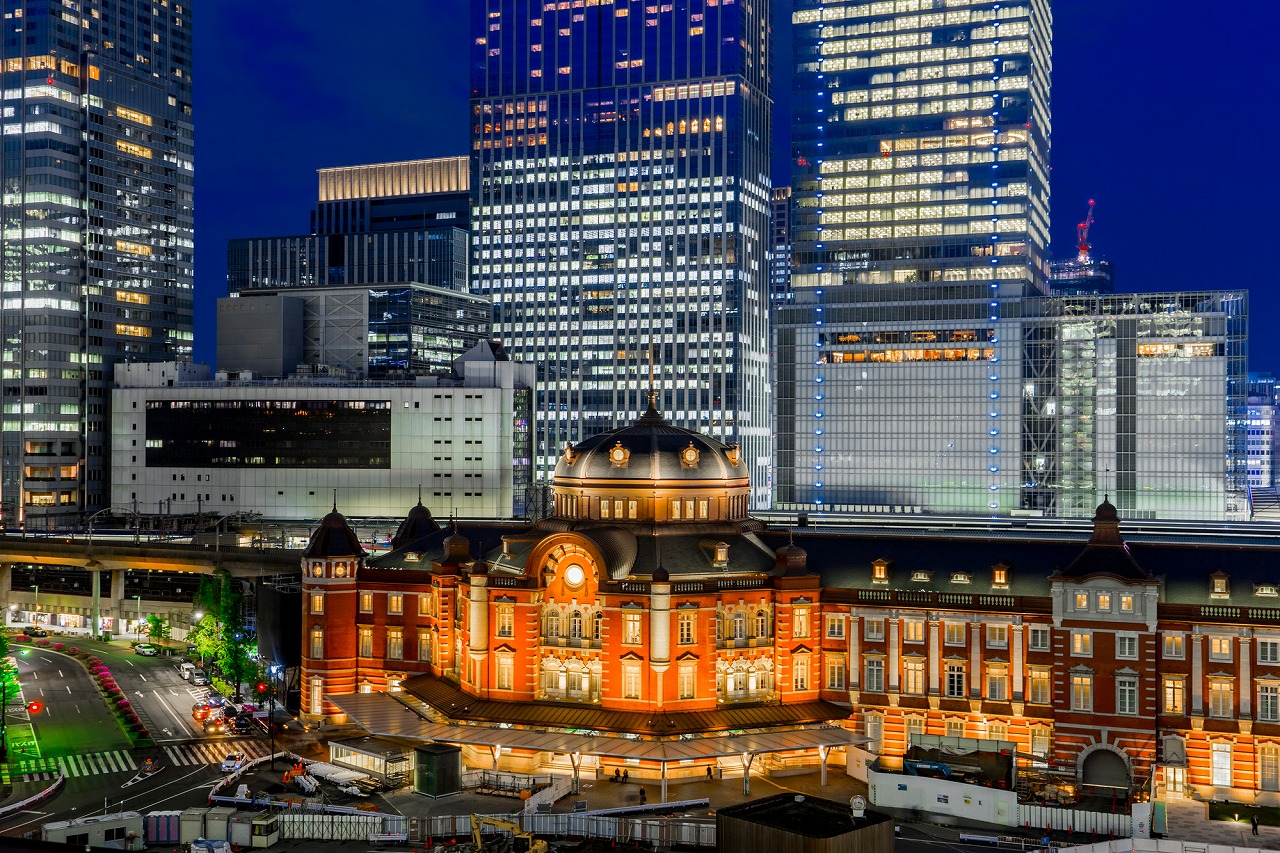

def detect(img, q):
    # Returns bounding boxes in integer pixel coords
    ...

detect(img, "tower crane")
[1076,199,1096,263]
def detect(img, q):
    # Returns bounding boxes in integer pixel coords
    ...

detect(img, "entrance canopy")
[328,692,866,763]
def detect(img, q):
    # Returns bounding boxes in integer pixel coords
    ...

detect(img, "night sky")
[195,1,1280,371]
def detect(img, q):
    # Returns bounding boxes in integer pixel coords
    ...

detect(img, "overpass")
[0,535,300,641]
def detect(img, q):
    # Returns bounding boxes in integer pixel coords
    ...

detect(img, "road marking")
[103,752,120,773]
[139,674,147,682]
[121,751,136,770]
[57,671,63,678]
[65,686,70,694]
[163,746,182,765]
[31,672,37,680]
[39,657,51,663]
[124,660,135,667]
[38,687,44,696]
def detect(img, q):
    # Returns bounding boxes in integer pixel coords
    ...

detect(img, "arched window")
[545,608,561,638]
[570,609,584,639]
[593,611,604,641]
[755,609,768,639]
[732,612,746,640]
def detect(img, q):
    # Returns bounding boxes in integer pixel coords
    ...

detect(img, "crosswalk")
[163,739,273,768]
[5,739,274,781]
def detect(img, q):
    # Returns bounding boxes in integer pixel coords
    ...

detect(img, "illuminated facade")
[227,157,470,294]
[301,403,1280,803]
[770,187,794,305]
[791,0,1051,295]
[1,0,195,526]
[469,0,775,507]
[776,290,1249,521]
[110,343,535,521]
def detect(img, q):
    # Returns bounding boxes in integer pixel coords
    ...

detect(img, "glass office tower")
[791,0,1051,294]
[469,0,774,505]
[227,158,470,294]
[1,0,194,528]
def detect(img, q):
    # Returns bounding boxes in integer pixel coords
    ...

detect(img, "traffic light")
[255,682,268,695]
[26,701,42,714]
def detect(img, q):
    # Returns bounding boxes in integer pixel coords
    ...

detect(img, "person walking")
[1252,815,1260,836]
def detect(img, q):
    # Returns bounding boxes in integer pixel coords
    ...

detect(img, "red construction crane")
[1076,199,1096,263]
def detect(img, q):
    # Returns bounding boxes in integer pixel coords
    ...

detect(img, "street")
[0,638,294,837]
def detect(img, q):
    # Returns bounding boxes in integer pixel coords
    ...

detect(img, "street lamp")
[133,595,142,641]
[30,585,38,626]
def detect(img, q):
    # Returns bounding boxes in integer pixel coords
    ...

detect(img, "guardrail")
[423,811,716,848]
[0,772,65,819]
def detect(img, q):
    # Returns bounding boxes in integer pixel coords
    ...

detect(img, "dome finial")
[418,484,423,506]
[332,489,338,513]
[647,338,660,413]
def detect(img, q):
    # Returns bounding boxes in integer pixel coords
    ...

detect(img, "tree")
[191,570,255,699]
[145,614,171,641]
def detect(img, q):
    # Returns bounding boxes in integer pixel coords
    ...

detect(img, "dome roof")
[389,498,441,551]
[554,395,747,484]
[303,506,364,559]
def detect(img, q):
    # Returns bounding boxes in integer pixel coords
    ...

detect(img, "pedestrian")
[639,787,647,805]
[622,769,629,784]
[706,765,714,782]
[1253,815,1260,836]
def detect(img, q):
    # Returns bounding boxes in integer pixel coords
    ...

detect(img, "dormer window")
[714,543,730,566]
[951,572,971,585]
[1257,584,1279,598]
[992,563,1009,589]
[1210,571,1230,600]
[911,570,932,583]
[871,559,891,585]
[405,552,421,563]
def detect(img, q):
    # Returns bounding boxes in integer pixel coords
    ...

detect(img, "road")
[0,640,292,839]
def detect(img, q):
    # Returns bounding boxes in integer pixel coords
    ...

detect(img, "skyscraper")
[469,0,774,506]
[791,0,1050,294]
[1,0,194,529]
[227,157,470,294]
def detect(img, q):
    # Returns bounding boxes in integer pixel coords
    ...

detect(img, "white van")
[178,661,196,680]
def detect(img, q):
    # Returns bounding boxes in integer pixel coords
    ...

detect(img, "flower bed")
[8,638,153,746]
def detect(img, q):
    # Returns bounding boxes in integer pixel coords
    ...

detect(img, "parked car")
[219,751,245,773]
[26,627,48,638]
[178,662,196,680]
[191,670,209,686]
[134,643,158,656]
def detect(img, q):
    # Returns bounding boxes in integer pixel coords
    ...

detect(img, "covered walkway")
[329,692,865,803]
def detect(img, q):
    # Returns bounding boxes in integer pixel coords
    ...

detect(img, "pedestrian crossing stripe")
[53,750,137,778]
[161,739,272,768]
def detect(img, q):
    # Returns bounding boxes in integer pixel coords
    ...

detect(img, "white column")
[969,622,982,698]
[1240,637,1252,718]
[929,619,941,695]
[650,579,671,708]
[1011,624,1024,701]
[888,618,900,692]
[849,616,861,689]
[1191,634,1204,716]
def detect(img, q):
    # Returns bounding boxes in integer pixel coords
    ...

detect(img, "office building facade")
[770,186,794,305]
[110,342,536,521]
[791,0,1051,295]
[775,290,1249,521]
[1,0,194,527]
[469,0,774,506]
[217,283,491,380]
[227,157,470,294]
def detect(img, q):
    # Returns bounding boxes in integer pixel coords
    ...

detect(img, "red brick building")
[301,400,1280,803]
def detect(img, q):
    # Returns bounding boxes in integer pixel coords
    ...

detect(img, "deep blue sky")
[195,1,1280,371]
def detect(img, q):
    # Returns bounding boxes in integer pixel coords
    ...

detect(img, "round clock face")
[312,566,323,577]
[611,446,626,461]
[683,447,698,462]
[564,564,586,588]
[334,564,347,577]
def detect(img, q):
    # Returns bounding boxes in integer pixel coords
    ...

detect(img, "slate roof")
[302,507,364,559]
[554,396,748,483]
[401,673,850,735]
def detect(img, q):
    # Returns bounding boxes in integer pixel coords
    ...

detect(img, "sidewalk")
[1161,799,1280,848]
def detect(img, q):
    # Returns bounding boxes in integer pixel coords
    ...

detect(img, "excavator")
[469,814,549,853]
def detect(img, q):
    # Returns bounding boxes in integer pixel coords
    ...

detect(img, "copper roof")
[401,674,849,735]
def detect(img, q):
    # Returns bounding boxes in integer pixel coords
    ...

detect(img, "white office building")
[110,342,535,521]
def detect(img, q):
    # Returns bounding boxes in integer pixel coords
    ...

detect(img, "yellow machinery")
[469,814,548,853]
